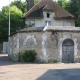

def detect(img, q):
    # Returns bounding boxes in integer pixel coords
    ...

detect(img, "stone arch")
[23,35,37,47]
[62,39,74,63]
[59,34,78,62]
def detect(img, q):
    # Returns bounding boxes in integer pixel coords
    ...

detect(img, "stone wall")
[3,42,8,53]
[10,30,80,63]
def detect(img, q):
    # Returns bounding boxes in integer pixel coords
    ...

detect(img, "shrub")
[53,60,59,63]
[17,52,22,62]
[21,50,37,62]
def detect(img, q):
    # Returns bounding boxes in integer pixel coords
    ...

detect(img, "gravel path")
[0,54,80,80]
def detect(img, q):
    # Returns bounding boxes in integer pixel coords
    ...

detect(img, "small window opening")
[29,20,35,27]
[47,12,50,18]
[45,21,51,26]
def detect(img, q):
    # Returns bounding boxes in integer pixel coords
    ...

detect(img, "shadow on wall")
[36,68,80,80]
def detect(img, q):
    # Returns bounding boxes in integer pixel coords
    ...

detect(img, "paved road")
[0,54,16,66]
[0,54,9,61]
[0,54,80,80]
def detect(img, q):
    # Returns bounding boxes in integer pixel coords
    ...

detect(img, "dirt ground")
[0,54,80,80]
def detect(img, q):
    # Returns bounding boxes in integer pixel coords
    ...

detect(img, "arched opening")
[62,39,74,63]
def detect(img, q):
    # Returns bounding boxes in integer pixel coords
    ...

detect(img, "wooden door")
[62,39,74,63]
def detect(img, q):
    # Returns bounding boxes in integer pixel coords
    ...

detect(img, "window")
[64,21,71,26]
[47,12,50,18]
[67,22,71,26]
[29,20,35,27]
[45,21,51,26]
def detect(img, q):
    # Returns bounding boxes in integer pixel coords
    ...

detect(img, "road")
[0,54,80,80]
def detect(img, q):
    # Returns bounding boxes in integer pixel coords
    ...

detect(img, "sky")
[0,0,69,10]
[0,0,25,10]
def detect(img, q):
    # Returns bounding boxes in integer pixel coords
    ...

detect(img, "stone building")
[10,0,80,63]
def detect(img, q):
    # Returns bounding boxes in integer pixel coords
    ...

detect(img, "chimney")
[29,0,34,9]
[26,0,34,11]
[26,0,29,11]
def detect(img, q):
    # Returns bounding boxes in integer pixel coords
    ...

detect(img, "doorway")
[62,39,74,63]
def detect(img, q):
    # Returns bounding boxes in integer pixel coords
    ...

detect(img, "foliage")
[0,5,25,42]
[77,20,80,27]
[68,0,79,18]
[11,0,26,13]
[57,0,69,10]
[17,52,22,62]
[68,0,80,26]
[49,60,60,64]
[77,0,80,26]
[0,0,39,42]
[34,0,39,4]
[53,60,59,63]
[19,50,37,62]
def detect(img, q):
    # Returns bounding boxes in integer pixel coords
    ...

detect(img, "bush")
[17,52,22,62]
[21,50,37,62]
[53,60,59,63]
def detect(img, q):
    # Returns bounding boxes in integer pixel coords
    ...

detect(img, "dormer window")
[47,12,50,18]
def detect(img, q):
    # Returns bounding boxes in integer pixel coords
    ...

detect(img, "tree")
[77,0,80,26]
[0,12,3,42]
[11,0,26,13]
[0,0,40,42]
[68,0,79,18]
[67,0,79,26]
[0,5,25,42]
[57,0,69,10]
[34,0,39,4]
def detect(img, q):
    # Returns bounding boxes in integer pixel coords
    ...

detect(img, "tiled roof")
[24,0,75,19]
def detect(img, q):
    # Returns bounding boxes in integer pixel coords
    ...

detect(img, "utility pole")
[8,0,10,56]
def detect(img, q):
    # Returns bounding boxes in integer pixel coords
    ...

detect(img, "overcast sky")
[0,0,25,10]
